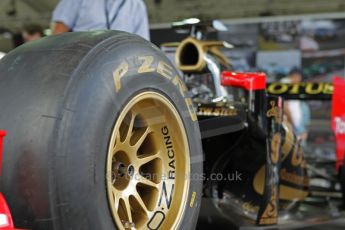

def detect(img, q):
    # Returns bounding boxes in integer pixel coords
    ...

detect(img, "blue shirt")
[52,0,150,40]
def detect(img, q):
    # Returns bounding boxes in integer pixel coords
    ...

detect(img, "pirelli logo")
[112,55,197,121]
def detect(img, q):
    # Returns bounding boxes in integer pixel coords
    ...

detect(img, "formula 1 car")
[0,20,343,230]
[162,19,345,229]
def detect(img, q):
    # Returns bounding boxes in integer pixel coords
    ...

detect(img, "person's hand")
[52,22,70,35]
[299,132,308,141]
[283,102,294,125]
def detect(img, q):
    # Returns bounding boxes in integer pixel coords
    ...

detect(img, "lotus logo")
[335,117,345,134]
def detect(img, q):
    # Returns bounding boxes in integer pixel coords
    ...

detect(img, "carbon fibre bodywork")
[196,88,310,227]
[164,19,343,229]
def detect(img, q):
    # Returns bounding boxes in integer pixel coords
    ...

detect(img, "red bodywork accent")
[221,71,266,90]
[0,130,21,230]
[331,77,345,171]
[0,193,14,229]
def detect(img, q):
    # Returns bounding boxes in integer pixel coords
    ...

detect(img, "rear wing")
[267,78,345,172]
[222,72,345,173]
[267,82,333,100]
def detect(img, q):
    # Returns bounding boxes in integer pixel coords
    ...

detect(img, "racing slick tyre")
[0,31,203,230]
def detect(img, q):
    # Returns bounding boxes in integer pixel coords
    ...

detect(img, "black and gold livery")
[267,82,333,100]
[0,18,341,230]
[164,19,342,229]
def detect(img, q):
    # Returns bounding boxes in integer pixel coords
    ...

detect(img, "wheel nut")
[128,165,135,177]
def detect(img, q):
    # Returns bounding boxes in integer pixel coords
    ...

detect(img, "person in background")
[22,24,44,42]
[300,32,319,51]
[51,0,150,40]
[282,68,311,145]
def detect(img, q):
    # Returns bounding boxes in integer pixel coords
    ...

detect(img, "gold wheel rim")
[106,92,190,230]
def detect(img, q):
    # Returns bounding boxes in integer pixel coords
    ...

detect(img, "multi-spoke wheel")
[107,92,190,229]
[0,31,203,230]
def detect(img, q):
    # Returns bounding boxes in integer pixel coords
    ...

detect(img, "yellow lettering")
[113,61,129,92]
[289,83,304,94]
[305,83,323,94]
[323,83,334,94]
[157,61,173,79]
[190,192,196,208]
[267,83,289,94]
[138,56,155,73]
[172,75,187,95]
[186,98,197,121]
[214,108,221,116]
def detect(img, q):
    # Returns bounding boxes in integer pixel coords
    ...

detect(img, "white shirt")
[52,0,150,40]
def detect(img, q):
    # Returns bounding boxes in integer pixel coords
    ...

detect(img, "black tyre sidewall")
[53,38,203,230]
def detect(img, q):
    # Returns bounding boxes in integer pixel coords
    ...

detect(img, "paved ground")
[197,219,345,230]
[196,199,345,230]
[300,219,345,230]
